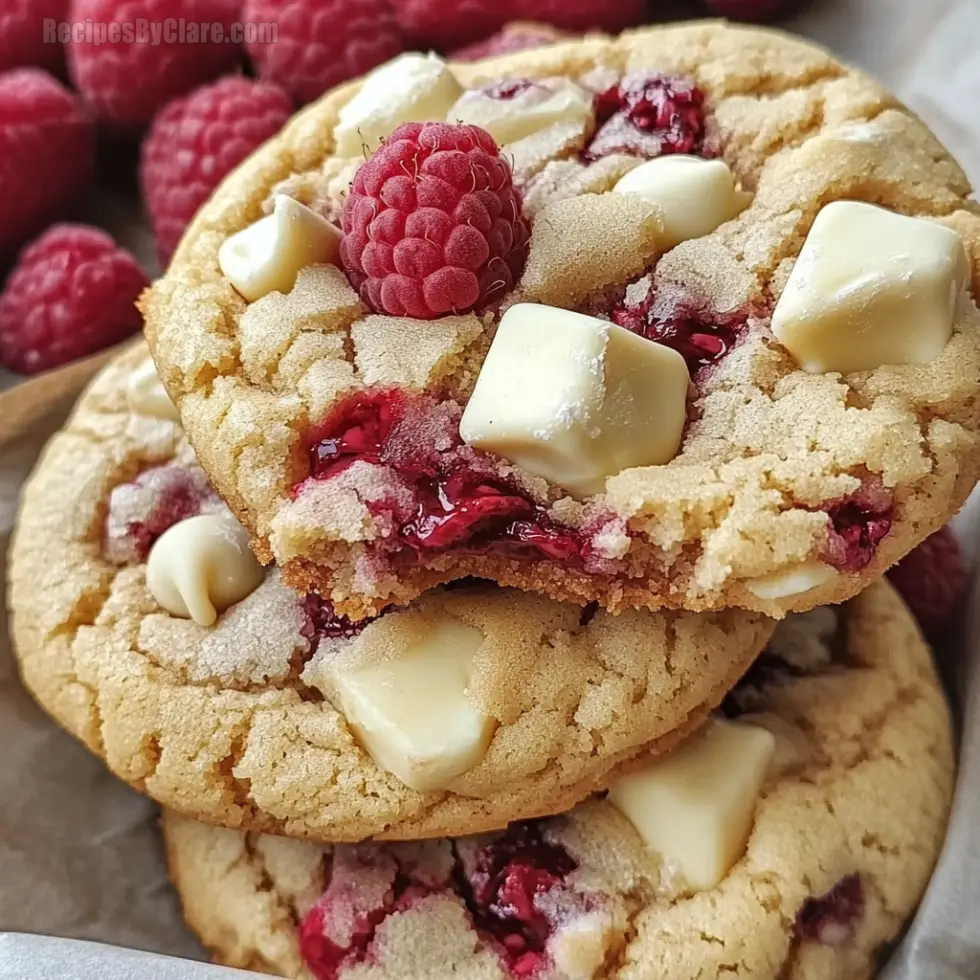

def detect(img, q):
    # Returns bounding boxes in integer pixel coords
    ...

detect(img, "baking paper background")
[1,0,979,974]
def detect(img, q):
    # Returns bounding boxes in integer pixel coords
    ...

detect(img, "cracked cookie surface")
[162,578,955,980]
[142,21,980,622]
[8,342,771,842]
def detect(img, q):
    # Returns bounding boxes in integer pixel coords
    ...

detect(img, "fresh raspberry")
[66,0,243,127]
[824,484,893,573]
[140,76,292,263]
[0,0,71,74]
[0,224,148,374]
[0,68,94,257]
[340,121,529,319]
[887,526,967,636]
[702,0,789,19]
[242,0,403,105]
[450,21,566,61]
[395,0,644,49]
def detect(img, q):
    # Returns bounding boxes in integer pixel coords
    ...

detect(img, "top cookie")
[142,21,980,622]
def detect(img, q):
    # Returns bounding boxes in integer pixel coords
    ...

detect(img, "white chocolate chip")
[446,78,593,147]
[608,717,775,892]
[146,513,265,627]
[126,356,179,421]
[334,52,464,158]
[322,619,496,792]
[613,155,751,249]
[548,911,617,980]
[459,303,690,498]
[745,561,837,600]
[772,201,968,374]
[218,194,342,303]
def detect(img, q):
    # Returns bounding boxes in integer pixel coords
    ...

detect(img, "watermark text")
[43,18,278,46]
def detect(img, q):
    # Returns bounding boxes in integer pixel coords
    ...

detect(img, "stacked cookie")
[9,19,977,980]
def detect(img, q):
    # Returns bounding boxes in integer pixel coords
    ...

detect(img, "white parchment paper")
[1,0,978,974]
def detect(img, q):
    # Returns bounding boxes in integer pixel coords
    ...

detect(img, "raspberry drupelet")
[339,122,530,319]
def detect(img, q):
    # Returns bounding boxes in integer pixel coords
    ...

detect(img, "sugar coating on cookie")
[8,342,772,842]
[141,23,980,623]
[161,578,955,980]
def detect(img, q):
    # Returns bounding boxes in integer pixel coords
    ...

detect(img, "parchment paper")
[1,0,979,974]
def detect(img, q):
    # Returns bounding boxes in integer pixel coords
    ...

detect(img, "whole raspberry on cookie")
[0,68,93,256]
[395,0,645,49]
[0,0,70,74]
[140,76,293,263]
[242,0,403,105]
[0,224,148,373]
[887,526,966,636]
[66,0,242,127]
[450,21,567,61]
[340,121,530,319]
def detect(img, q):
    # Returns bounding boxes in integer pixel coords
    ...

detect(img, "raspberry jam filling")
[795,874,864,945]
[304,390,594,566]
[459,824,581,976]
[586,72,709,161]
[103,461,221,564]
[483,78,541,101]
[824,484,893,572]
[299,823,587,980]
[302,593,375,646]
[612,281,748,375]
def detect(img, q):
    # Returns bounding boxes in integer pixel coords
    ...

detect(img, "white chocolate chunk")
[323,620,495,792]
[613,155,751,249]
[126,356,179,421]
[772,201,968,374]
[219,194,341,303]
[334,52,463,158]
[146,513,265,627]
[459,304,689,497]
[745,561,837,600]
[608,717,775,891]
[549,911,617,980]
[446,78,593,147]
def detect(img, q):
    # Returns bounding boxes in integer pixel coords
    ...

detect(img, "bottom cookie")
[162,579,954,980]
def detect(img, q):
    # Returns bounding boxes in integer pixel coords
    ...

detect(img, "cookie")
[8,342,772,842]
[141,22,980,622]
[162,578,955,980]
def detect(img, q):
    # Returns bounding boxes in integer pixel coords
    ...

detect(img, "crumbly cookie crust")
[162,579,955,980]
[142,21,980,621]
[8,342,771,842]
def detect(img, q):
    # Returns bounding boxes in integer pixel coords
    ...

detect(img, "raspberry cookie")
[141,22,980,622]
[8,342,772,842]
[162,579,954,980]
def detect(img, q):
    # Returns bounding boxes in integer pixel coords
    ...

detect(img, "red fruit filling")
[795,874,864,945]
[103,462,222,564]
[302,593,375,648]
[458,824,581,976]
[482,78,541,101]
[612,282,748,375]
[586,72,709,161]
[304,390,596,566]
[824,485,893,572]
[300,849,432,980]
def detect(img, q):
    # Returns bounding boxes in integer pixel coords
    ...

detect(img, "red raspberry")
[0,68,94,257]
[140,76,292,263]
[340,122,529,319]
[0,224,148,374]
[242,0,403,105]
[394,0,644,49]
[887,526,966,636]
[0,0,71,74]
[66,0,243,127]
[450,22,567,61]
[702,0,788,19]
